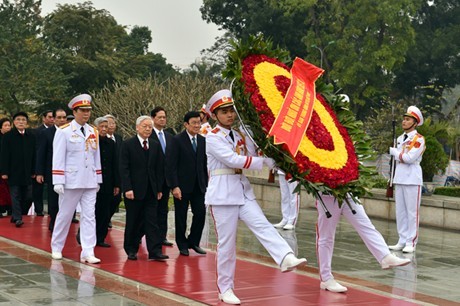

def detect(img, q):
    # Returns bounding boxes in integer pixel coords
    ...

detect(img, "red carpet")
[0,216,419,305]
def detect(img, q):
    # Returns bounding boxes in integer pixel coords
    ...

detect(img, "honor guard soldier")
[51,94,103,264]
[205,89,307,305]
[199,104,212,136]
[388,106,425,253]
[316,194,411,293]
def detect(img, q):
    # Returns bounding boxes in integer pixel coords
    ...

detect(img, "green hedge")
[433,187,460,197]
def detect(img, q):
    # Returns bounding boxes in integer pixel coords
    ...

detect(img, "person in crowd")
[199,104,212,136]
[0,118,12,216]
[119,115,168,261]
[388,106,425,253]
[32,110,55,216]
[50,94,102,264]
[316,194,412,293]
[66,115,74,122]
[104,114,123,229]
[35,108,67,231]
[273,170,300,231]
[205,89,307,305]
[167,111,208,256]
[93,116,119,247]
[0,112,36,227]
[149,107,174,247]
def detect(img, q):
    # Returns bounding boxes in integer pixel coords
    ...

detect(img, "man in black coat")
[93,117,120,247]
[119,115,168,261]
[105,114,123,227]
[0,112,36,227]
[167,111,208,256]
[149,106,174,247]
[35,109,67,231]
[32,110,55,216]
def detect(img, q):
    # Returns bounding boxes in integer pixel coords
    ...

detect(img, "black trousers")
[157,182,170,241]
[95,192,112,243]
[10,185,31,221]
[47,184,59,231]
[109,193,121,220]
[32,180,44,213]
[123,195,162,256]
[174,183,206,250]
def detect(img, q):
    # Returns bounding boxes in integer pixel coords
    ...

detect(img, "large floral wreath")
[223,35,375,202]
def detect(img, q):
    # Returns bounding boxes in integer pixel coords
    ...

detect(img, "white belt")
[210,169,242,176]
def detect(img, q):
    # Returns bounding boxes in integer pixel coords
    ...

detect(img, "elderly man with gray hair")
[104,114,123,228]
[92,117,120,247]
[119,115,167,261]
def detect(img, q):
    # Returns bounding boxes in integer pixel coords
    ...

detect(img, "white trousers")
[316,196,390,282]
[394,184,421,247]
[51,188,97,259]
[210,199,293,294]
[279,174,300,225]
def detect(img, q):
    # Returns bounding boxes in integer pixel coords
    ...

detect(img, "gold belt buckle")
[234,169,242,174]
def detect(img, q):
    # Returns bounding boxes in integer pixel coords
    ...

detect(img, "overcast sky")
[40,0,224,69]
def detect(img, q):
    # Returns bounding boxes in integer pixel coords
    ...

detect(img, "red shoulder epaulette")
[211,127,220,134]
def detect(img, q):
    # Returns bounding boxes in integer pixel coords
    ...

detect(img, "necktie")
[143,140,148,151]
[192,137,197,152]
[228,130,234,142]
[80,126,85,137]
[158,131,166,153]
[403,134,408,141]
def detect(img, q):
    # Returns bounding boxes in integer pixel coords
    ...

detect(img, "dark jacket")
[35,125,56,183]
[99,136,120,194]
[119,136,164,200]
[0,128,36,185]
[166,131,208,194]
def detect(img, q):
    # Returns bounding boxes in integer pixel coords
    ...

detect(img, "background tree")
[91,75,225,137]
[42,2,177,95]
[0,0,68,117]
[392,0,460,114]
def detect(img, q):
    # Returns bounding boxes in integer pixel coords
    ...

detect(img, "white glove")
[263,158,276,169]
[389,147,400,157]
[54,184,64,195]
[96,184,100,192]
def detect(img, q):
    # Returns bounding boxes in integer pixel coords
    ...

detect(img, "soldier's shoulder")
[59,123,70,129]
[211,127,220,134]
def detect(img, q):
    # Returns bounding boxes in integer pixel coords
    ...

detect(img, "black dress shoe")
[162,240,173,247]
[71,218,79,224]
[15,220,24,228]
[179,249,189,256]
[190,245,207,255]
[148,253,169,261]
[96,242,111,248]
[36,212,44,216]
[127,253,137,260]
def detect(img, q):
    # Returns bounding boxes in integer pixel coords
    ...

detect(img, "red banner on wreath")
[268,57,324,156]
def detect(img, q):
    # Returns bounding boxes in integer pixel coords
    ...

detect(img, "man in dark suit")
[105,114,123,228]
[35,108,67,231]
[0,112,36,227]
[120,115,168,261]
[32,110,54,216]
[93,117,120,247]
[167,111,208,256]
[149,106,174,247]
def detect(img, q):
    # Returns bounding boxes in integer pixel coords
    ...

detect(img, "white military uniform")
[391,129,425,248]
[277,170,300,226]
[206,124,294,294]
[51,119,102,259]
[199,121,212,136]
[316,194,391,282]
